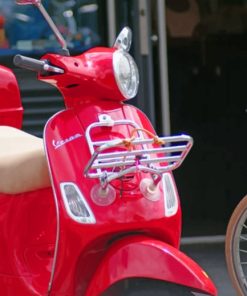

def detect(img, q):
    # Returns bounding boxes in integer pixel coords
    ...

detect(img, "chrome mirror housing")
[114,27,132,52]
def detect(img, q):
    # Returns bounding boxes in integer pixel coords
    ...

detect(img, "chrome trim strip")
[43,110,64,293]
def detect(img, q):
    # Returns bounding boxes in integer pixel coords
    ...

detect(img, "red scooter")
[0,1,217,295]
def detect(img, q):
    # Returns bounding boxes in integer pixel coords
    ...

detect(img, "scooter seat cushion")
[0,126,51,194]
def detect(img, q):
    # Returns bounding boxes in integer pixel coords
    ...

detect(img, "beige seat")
[0,126,51,194]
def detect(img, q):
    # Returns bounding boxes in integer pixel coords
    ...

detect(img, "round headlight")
[113,50,139,100]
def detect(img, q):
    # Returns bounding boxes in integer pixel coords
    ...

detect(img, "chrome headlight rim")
[113,49,139,100]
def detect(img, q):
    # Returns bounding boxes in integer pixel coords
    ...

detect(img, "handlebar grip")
[14,54,46,72]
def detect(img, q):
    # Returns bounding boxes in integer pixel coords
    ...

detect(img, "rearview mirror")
[16,0,41,5]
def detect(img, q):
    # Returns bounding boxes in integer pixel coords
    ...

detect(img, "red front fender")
[85,235,217,296]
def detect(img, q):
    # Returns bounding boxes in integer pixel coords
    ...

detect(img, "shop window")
[198,0,247,36]
[0,0,103,57]
[165,0,247,39]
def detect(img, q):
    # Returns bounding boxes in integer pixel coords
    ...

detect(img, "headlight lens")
[113,50,139,100]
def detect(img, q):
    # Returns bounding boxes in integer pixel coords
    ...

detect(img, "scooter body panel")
[40,48,124,109]
[0,187,56,296]
[44,101,182,295]
[0,65,23,128]
[85,235,217,296]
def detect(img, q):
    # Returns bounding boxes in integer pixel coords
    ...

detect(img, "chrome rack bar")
[84,134,193,181]
[84,115,193,185]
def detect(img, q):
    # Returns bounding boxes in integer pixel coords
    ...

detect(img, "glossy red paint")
[85,235,217,296]
[45,102,183,296]
[0,65,23,128]
[0,187,56,295]
[39,48,124,109]
[0,23,217,296]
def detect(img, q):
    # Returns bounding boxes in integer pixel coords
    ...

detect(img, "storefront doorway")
[165,0,247,234]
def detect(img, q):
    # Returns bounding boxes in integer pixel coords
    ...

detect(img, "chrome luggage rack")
[84,115,193,186]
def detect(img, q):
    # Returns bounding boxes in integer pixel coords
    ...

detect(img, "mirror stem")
[37,2,70,55]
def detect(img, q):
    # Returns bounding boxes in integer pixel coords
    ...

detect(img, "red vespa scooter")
[0,0,217,295]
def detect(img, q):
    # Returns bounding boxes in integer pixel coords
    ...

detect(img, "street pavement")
[181,236,237,296]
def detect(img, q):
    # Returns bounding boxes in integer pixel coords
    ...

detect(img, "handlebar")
[13,54,64,74]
